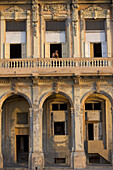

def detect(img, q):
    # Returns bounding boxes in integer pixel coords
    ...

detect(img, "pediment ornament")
[3,5,25,13]
[81,5,110,19]
[43,4,67,15]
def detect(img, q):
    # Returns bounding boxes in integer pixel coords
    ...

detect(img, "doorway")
[16,135,29,164]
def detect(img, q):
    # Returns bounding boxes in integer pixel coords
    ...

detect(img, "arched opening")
[2,94,30,167]
[42,93,72,167]
[83,93,112,165]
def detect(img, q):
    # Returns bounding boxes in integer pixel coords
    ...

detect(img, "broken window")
[86,20,105,30]
[6,21,26,32]
[54,122,65,135]
[46,21,65,31]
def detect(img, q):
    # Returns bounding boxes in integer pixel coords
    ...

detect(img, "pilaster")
[0,109,3,169]
[32,0,39,58]
[72,0,79,58]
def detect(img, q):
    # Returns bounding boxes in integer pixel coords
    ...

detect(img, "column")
[0,109,3,169]
[72,0,79,58]
[27,11,31,58]
[31,107,44,169]
[111,107,113,165]
[70,108,75,168]
[0,16,5,59]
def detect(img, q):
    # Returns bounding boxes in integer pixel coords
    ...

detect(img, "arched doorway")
[83,93,112,164]
[42,93,72,167]
[2,94,30,167]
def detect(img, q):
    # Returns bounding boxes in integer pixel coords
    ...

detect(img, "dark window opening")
[50,44,62,58]
[46,21,65,31]
[54,122,65,135]
[17,113,28,124]
[86,20,105,30]
[52,104,58,111]
[88,124,94,140]
[6,21,26,31]
[89,156,100,163]
[54,158,66,164]
[85,103,92,110]
[10,44,21,59]
[94,43,102,57]
[60,104,67,110]
[94,103,101,110]
[16,135,29,163]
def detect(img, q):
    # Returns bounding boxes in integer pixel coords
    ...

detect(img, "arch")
[39,91,74,109]
[80,90,113,110]
[0,91,32,108]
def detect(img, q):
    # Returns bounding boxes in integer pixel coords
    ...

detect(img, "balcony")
[0,57,113,77]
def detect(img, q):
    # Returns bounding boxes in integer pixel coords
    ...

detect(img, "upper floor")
[0,0,113,76]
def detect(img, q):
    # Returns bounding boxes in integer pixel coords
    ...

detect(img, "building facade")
[0,0,113,169]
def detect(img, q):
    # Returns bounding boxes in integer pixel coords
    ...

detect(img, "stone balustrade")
[0,58,112,69]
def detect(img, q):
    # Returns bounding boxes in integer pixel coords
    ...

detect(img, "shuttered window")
[86,20,105,30]
[46,21,65,31]
[6,21,26,31]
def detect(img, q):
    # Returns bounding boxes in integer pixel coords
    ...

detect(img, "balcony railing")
[0,58,112,69]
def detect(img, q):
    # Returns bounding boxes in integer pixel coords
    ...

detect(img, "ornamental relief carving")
[42,4,67,16]
[81,5,110,19]
[1,5,29,20]
[72,2,78,36]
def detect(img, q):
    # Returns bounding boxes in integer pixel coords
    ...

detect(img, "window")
[88,124,94,140]
[85,103,101,110]
[17,113,28,124]
[52,103,67,111]
[54,158,66,164]
[54,122,65,135]
[86,20,105,30]
[6,21,26,32]
[90,43,102,58]
[50,44,62,58]
[46,21,65,31]
[10,44,21,59]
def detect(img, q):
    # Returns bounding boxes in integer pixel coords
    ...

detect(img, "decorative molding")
[42,4,67,16]
[1,5,30,20]
[32,0,39,37]
[93,82,100,93]
[53,82,59,93]
[81,5,110,19]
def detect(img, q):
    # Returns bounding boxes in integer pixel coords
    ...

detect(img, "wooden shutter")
[85,42,90,58]
[5,43,10,59]
[94,123,99,140]
[62,43,67,58]
[22,43,26,58]
[45,43,50,58]
[102,42,108,57]
[90,43,94,58]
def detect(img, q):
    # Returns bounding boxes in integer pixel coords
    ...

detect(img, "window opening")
[88,124,94,140]
[6,21,26,31]
[54,158,66,164]
[85,103,92,110]
[94,103,101,110]
[54,122,65,135]
[60,104,67,110]
[89,156,100,163]
[50,44,62,58]
[10,44,21,59]
[94,43,102,57]
[46,21,65,31]
[52,104,58,111]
